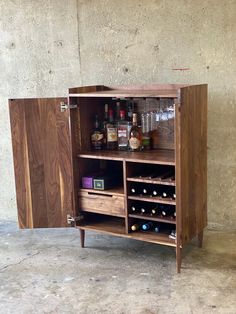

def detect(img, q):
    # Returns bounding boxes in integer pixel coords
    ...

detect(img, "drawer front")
[79,191,125,216]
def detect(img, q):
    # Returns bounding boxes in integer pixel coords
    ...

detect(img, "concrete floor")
[0,221,235,314]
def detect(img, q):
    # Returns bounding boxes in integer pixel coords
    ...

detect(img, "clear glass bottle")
[117,110,129,150]
[128,113,142,151]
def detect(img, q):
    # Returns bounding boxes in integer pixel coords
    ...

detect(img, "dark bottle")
[142,185,151,196]
[115,99,121,122]
[129,113,142,151]
[106,109,118,150]
[130,185,139,195]
[154,223,162,233]
[150,205,159,216]
[117,110,129,150]
[131,223,140,231]
[169,229,176,239]
[102,104,109,147]
[152,186,160,197]
[140,206,148,214]
[141,221,154,231]
[172,192,176,200]
[161,205,175,217]
[127,98,134,122]
[130,205,140,213]
[91,114,104,150]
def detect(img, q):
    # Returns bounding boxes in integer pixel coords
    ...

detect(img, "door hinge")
[60,102,77,112]
[67,214,83,226]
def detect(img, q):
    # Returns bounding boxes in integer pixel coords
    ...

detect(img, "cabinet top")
[68,84,194,98]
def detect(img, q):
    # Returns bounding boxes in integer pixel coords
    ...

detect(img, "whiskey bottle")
[106,109,118,150]
[128,113,142,151]
[91,114,104,150]
[117,110,129,150]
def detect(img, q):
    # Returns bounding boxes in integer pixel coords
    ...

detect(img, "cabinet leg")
[176,245,182,273]
[197,230,203,248]
[80,229,85,248]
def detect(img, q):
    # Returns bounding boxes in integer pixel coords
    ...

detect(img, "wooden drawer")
[79,191,125,217]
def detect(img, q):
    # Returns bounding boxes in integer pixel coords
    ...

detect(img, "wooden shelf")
[129,213,176,224]
[78,150,175,165]
[127,177,176,186]
[78,217,176,247]
[128,195,176,205]
[79,187,124,196]
[69,89,179,98]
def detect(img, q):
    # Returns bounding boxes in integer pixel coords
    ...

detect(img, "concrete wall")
[1,0,236,230]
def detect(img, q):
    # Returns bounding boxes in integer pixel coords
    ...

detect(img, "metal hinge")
[67,214,83,225]
[60,102,77,112]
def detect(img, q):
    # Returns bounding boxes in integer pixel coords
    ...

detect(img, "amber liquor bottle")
[91,114,104,150]
[106,109,118,150]
[128,113,142,151]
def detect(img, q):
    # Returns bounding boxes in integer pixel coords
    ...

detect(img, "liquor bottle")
[102,104,109,147]
[117,110,129,150]
[106,109,118,150]
[91,114,104,150]
[127,98,134,122]
[131,223,140,231]
[115,99,121,122]
[141,221,154,231]
[128,113,142,151]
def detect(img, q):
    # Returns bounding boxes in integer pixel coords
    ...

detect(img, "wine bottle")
[152,187,160,197]
[130,185,139,195]
[161,205,175,217]
[140,206,147,214]
[130,205,140,213]
[128,113,142,151]
[169,229,176,240]
[142,185,151,196]
[131,223,140,231]
[150,205,159,216]
[172,192,176,200]
[154,223,162,233]
[141,221,153,231]
[106,109,118,150]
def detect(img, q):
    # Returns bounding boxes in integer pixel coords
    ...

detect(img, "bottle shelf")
[127,176,175,186]
[128,195,176,205]
[77,217,176,247]
[129,213,176,224]
[78,150,175,165]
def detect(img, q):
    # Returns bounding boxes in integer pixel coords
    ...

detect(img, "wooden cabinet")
[9,84,207,272]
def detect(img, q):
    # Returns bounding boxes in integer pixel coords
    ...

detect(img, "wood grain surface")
[9,98,74,228]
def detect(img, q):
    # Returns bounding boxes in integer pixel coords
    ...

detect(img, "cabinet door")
[9,98,74,228]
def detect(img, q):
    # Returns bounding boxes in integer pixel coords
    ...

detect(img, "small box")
[93,175,121,190]
[82,173,101,189]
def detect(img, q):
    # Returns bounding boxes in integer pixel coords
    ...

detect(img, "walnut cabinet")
[9,84,207,272]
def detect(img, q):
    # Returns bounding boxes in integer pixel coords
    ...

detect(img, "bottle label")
[129,137,141,150]
[91,133,104,142]
[107,127,117,142]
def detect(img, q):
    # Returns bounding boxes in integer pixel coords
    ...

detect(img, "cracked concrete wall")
[1,0,236,230]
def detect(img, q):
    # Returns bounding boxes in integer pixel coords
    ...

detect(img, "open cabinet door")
[9,98,74,228]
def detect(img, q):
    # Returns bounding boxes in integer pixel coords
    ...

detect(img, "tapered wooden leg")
[176,245,182,273]
[197,230,203,248]
[80,229,85,248]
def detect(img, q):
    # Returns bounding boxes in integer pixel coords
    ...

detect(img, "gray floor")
[0,221,236,314]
